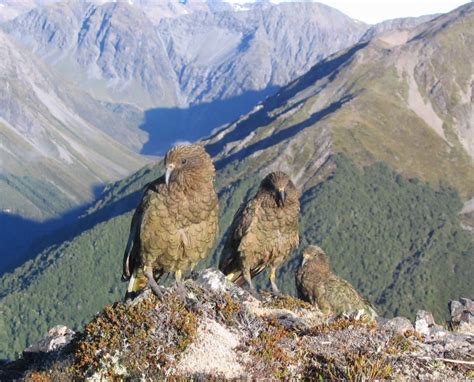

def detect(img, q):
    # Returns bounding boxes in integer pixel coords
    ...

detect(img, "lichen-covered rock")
[449,298,474,334]
[379,316,414,335]
[415,310,443,337]
[1,270,473,381]
[23,326,75,356]
[176,318,245,378]
[192,268,255,302]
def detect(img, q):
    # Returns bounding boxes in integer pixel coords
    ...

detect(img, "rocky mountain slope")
[0,29,149,271]
[0,30,147,217]
[0,3,473,360]
[1,271,473,380]
[3,1,368,152]
[361,14,438,41]
[0,0,49,22]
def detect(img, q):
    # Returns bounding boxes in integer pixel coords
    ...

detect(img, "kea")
[296,245,377,317]
[219,171,300,295]
[122,144,219,299]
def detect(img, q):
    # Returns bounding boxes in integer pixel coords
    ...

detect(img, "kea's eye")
[181,159,187,165]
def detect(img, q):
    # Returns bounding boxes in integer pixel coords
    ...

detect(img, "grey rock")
[380,316,414,335]
[449,299,464,320]
[193,268,256,303]
[415,310,442,336]
[23,325,74,355]
[449,298,474,334]
[428,326,449,341]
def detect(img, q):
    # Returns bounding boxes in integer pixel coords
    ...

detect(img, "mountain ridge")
[3,1,369,152]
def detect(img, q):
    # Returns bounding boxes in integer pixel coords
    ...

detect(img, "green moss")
[261,293,314,311]
[386,334,417,354]
[248,320,294,379]
[71,292,198,378]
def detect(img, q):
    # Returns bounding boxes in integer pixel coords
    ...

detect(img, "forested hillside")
[0,154,472,359]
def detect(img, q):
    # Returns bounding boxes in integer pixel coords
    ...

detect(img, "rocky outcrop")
[450,298,474,334]
[1,269,472,381]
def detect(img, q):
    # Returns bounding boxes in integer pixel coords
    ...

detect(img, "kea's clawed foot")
[175,281,188,301]
[270,283,282,297]
[247,287,262,300]
[271,289,282,298]
[144,269,165,300]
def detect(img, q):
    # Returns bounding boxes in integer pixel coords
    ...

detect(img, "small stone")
[415,310,441,336]
[380,316,414,335]
[449,300,464,322]
[459,298,474,311]
[428,327,448,340]
[193,268,257,303]
[448,298,474,334]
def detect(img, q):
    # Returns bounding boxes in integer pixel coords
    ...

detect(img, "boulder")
[23,325,74,355]
[415,310,443,337]
[380,316,414,335]
[449,298,474,334]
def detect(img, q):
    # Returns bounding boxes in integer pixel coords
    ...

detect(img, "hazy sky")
[233,0,471,24]
[314,0,469,24]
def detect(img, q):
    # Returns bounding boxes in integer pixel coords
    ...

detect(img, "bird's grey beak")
[301,256,307,266]
[277,189,286,207]
[165,164,175,188]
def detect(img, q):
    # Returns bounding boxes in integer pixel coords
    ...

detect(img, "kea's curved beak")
[277,188,286,207]
[165,164,175,188]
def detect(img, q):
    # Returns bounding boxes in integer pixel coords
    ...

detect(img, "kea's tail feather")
[124,269,148,300]
[224,264,267,288]
[226,271,246,287]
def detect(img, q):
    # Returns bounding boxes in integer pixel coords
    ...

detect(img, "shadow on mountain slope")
[0,184,142,277]
[2,90,281,275]
[206,42,368,158]
[0,208,89,276]
[140,87,278,156]
[214,95,353,170]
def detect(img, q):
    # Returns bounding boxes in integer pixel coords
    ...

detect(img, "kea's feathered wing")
[219,171,300,294]
[122,144,219,298]
[296,245,377,317]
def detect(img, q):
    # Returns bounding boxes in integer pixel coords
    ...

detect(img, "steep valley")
[3,1,369,152]
[0,29,150,273]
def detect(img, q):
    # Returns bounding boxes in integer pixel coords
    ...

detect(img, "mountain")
[0,0,369,269]
[0,3,473,359]
[0,29,150,271]
[160,2,368,103]
[0,30,150,218]
[0,0,48,22]
[360,14,439,41]
[3,2,182,109]
[4,1,368,152]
